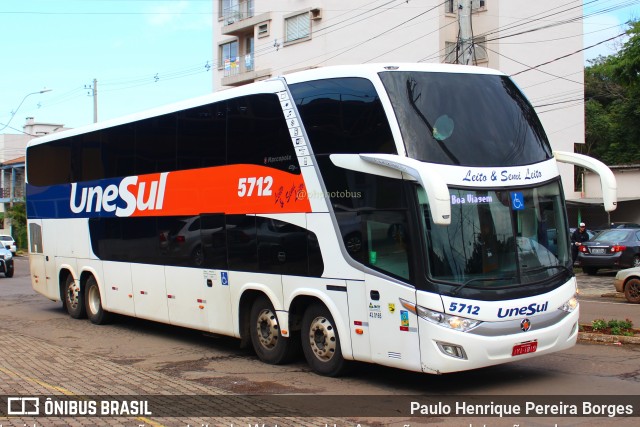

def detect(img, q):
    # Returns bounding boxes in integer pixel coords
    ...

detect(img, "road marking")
[0,366,166,426]
[580,299,635,306]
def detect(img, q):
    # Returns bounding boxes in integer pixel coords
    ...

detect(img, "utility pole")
[85,79,98,123]
[458,0,474,65]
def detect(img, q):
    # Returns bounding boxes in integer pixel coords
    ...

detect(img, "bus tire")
[85,276,112,324]
[249,296,295,364]
[64,274,86,319]
[301,303,347,377]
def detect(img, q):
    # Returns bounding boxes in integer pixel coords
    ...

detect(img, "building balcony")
[221,53,271,86]
[0,186,25,203]
[222,7,271,37]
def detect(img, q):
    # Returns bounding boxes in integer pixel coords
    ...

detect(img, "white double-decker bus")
[26,64,616,376]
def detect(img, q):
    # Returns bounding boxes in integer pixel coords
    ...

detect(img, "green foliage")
[607,318,633,330]
[6,203,26,250]
[591,318,635,336]
[585,20,640,165]
[591,319,607,331]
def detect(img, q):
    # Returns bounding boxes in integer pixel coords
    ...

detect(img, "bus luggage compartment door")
[28,220,58,300]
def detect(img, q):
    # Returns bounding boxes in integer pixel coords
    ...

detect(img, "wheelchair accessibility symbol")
[221,272,229,286]
[511,192,525,210]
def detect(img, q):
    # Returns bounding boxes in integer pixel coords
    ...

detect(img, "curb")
[578,331,640,345]
[600,292,626,299]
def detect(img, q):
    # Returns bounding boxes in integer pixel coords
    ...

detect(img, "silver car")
[614,267,640,304]
[0,235,16,254]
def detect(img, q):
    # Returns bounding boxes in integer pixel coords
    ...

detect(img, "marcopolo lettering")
[497,301,548,319]
[70,173,168,217]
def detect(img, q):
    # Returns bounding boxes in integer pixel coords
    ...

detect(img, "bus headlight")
[400,299,482,332]
[558,295,578,313]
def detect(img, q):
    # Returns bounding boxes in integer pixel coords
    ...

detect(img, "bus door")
[365,274,421,370]
[362,213,422,371]
[28,220,58,300]
[200,214,233,333]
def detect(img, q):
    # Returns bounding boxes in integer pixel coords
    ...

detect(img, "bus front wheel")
[85,276,112,324]
[249,296,296,364]
[301,303,347,377]
[64,274,86,319]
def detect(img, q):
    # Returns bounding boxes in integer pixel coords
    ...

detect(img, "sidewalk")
[0,328,347,426]
[575,269,622,298]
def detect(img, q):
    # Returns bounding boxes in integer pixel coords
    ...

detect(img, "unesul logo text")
[70,173,168,217]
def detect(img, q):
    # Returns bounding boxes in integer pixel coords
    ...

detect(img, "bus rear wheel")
[301,303,347,377]
[249,296,296,364]
[64,274,86,319]
[85,276,112,324]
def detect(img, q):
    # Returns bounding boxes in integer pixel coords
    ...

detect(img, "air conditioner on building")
[310,8,322,20]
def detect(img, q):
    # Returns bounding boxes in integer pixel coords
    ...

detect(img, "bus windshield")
[379,71,553,167]
[419,180,571,289]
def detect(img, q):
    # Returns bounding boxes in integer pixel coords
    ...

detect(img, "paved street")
[0,257,638,427]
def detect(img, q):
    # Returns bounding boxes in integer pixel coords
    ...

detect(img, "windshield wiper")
[451,276,516,296]
[521,264,573,276]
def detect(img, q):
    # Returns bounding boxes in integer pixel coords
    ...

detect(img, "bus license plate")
[512,341,537,356]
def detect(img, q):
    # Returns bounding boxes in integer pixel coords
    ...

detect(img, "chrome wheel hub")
[308,316,336,362]
[256,309,279,349]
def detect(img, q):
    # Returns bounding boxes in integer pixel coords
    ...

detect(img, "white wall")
[214,0,585,199]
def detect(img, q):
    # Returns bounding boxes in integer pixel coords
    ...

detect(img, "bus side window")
[135,114,177,175]
[227,94,300,174]
[102,123,135,179]
[289,77,396,156]
[226,215,258,273]
[177,102,227,171]
[317,160,412,282]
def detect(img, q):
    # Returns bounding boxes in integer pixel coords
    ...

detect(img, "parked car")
[614,267,640,303]
[0,246,14,277]
[577,228,640,275]
[591,222,640,234]
[0,235,16,254]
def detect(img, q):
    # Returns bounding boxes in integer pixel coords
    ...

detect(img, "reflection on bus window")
[420,180,570,288]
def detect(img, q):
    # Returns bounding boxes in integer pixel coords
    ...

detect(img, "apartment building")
[213,0,586,204]
[0,117,67,238]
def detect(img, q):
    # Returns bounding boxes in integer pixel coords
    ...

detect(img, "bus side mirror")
[330,154,452,225]
[553,151,617,212]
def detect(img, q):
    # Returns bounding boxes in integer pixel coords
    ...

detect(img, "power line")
[510,32,627,76]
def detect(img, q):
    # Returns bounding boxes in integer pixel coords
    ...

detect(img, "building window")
[245,37,254,71]
[220,40,239,76]
[446,0,487,14]
[443,37,487,64]
[473,35,488,62]
[257,22,270,38]
[221,0,254,25]
[285,12,310,44]
[472,0,487,11]
[446,0,454,14]
[444,41,457,63]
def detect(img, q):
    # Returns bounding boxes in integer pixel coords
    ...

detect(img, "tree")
[584,20,640,165]
[6,203,27,251]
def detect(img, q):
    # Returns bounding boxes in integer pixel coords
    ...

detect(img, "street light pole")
[0,89,53,132]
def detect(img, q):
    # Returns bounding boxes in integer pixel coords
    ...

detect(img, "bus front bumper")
[419,308,579,374]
